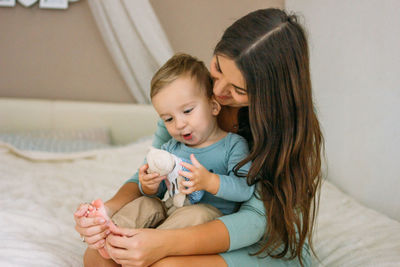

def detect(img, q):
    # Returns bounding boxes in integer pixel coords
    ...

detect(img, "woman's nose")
[213,77,229,96]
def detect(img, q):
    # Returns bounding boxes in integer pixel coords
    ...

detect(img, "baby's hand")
[139,163,166,195]
[179,154,219,195]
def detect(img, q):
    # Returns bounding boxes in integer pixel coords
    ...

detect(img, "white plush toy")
[146,147,188,208]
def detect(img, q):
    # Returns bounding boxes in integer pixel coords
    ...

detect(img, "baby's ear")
[210,96,221,116]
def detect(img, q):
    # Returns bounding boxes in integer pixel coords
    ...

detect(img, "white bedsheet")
[0,140,399,267]
[314,182,400,266]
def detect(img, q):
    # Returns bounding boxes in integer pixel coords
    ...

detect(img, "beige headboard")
[0,98,159,145]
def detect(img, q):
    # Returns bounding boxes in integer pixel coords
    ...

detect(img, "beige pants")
[111,196,223,230]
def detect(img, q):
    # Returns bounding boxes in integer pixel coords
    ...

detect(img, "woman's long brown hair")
[215,9,323,265]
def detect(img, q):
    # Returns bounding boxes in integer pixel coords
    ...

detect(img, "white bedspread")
[0,140,399,266]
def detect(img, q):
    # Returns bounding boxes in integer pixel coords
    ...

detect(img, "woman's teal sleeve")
[152,119,172,149]
[218,191,266,251]
[219,189,312,267]
[220,243,311,267]
[124,119,172,184]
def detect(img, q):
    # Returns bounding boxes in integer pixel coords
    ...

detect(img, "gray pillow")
[0,128,111,153]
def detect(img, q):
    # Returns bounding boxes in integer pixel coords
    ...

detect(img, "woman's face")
[210,55,249,107]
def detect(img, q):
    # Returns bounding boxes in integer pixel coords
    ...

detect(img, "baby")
[78,53,254,259]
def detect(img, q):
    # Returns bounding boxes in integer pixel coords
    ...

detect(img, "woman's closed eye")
[234,87,247,96]
[215,62,222,73]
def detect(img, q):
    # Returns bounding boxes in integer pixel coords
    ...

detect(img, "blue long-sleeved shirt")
[141,133,253,215]
[126,119,265,250]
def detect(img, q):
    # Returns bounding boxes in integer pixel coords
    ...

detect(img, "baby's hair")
[150,53,213,99]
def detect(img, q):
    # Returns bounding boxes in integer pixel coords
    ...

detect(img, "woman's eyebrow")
[216,55,246,91]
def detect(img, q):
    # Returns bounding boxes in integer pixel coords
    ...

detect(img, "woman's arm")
[152,118,172,148]
[105,190,266,265]
[105,220,229,266]
[171,190,266,252]
[164,219,230,255]
[218,191,266,250]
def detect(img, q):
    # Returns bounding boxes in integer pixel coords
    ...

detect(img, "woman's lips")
[217,95,230,100]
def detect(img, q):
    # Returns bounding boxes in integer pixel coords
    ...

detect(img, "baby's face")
[152,76,219,148]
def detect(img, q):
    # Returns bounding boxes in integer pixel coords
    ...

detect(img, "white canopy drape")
[88,0,174,103]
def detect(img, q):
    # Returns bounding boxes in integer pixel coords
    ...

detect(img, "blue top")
[140,133,254,215]
[125,119,265,250]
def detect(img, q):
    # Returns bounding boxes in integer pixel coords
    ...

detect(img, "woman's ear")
[210,96,221,116]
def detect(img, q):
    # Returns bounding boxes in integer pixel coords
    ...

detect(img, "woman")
[75,8,323,267]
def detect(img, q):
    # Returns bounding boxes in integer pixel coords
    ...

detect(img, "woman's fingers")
[107,233,134,248]
[77,221,109,237]
[88,238,106,250]
[106,230,140,253]
[84,228,110,246]
[106,236,128,262]
[106,233,147,266]
[75,214,109,248]
[76,215,106,228]
[106,228,168,267]
[111,226,139,237]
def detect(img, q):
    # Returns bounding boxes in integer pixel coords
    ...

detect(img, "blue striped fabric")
[0,128,111,152]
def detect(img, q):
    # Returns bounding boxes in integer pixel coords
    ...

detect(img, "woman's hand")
[179,154,220,195]
[105,227,169,267]
[74,202,110,249]
[139,163,166,195]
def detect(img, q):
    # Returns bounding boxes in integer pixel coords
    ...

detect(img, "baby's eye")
[164,117,173,122]
[183,108,193,114]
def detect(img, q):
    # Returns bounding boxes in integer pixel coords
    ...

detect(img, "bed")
[0,98,399,266]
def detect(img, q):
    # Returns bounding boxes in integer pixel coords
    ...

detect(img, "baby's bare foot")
[87,199,119,259]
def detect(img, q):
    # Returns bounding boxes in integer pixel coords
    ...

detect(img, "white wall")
[286,0,400,221]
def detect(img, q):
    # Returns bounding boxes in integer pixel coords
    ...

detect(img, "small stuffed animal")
[146,147,204,208]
